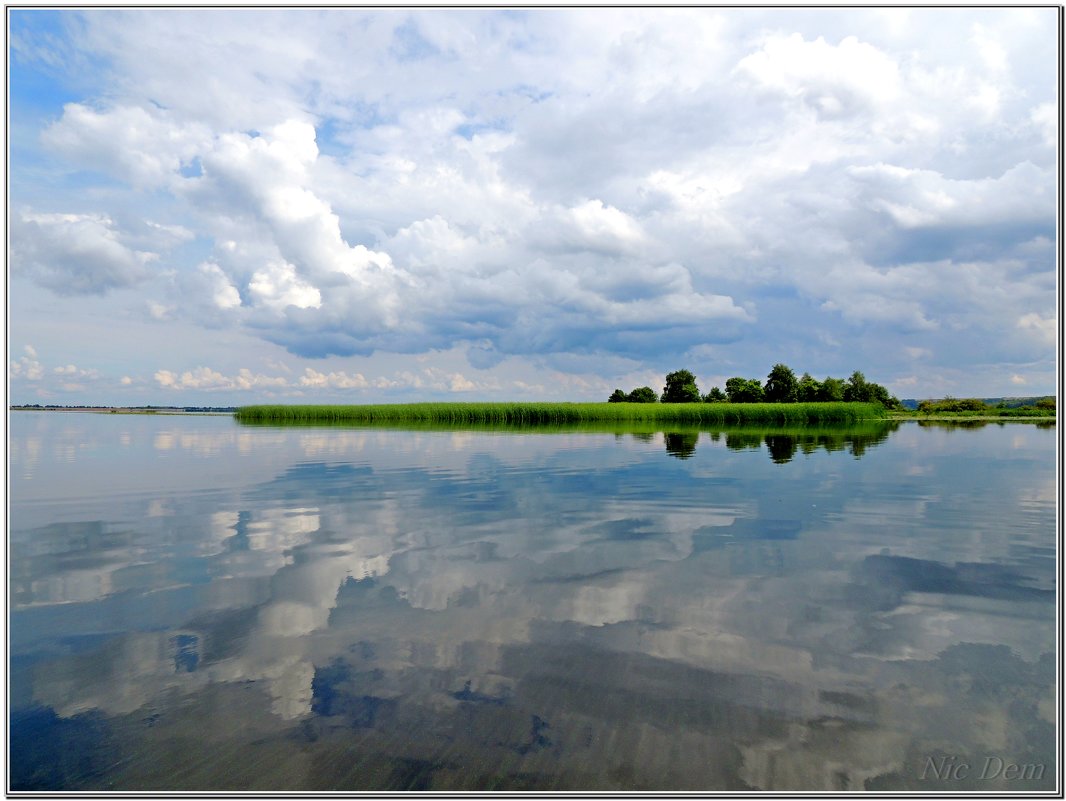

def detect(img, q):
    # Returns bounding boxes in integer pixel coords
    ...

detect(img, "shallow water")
[8,412,1057,791]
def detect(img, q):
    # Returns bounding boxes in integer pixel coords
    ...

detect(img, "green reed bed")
[235,401,885,426]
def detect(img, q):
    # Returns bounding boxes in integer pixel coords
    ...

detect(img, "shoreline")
[9,407,234,415]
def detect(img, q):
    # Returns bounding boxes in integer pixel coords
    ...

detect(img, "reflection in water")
[763,434,797,464]
[917,418,1059,431]
[658,423,899,462]
[663,432,698,459]
[8,414,1056,791]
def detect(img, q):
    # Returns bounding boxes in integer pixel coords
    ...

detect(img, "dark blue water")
[8,412,1057,790]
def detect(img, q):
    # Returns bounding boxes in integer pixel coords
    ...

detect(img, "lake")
[8,411,1057,791]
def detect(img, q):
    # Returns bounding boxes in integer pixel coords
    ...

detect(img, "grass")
[889,408,1056,421]
[235,401,886,427]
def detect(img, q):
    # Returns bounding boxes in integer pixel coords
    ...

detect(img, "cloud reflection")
[10,419,1056,791]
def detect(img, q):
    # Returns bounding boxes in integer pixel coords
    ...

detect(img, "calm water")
[8,412,1057,791]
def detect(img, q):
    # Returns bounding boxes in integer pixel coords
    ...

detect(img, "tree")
[703,386,726,403]
[842,370,899,408]
[764,363,799,403]
[608,389,627,403]
[797,373,822,402]
[661,369,701,403]
[725,377,764,403]
[627,386,659,403]
[867,382,903,410]
[819,376,846,402]
[843,371,870,402]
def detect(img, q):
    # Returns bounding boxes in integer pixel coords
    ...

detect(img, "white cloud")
[154,366,288,391]
[54,364,100,380]
[564,199,646,254]
[298,368,368,390]
[1016,313,1056,347]
[1030,103,1057,149]
[197,263,242,310]
[735,34,902,117]
[10,346,44,381]
[147,301,171,320]
[970,23,1009,74]
[8,9,1058,399]
[43,103,211,188]
[247,261,321,311]
[848,161,1052,230]
[13,211,157,295]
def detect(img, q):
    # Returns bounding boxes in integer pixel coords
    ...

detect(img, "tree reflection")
[664,432,699,459]
[724,431,763,451]
[719,423,899,463]
[764,435,798,464]
[917,420,988,430]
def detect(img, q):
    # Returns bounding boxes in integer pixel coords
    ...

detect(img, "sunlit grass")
[235,401,886,426]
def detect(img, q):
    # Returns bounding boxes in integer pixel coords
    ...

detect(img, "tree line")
[608,365,902,409]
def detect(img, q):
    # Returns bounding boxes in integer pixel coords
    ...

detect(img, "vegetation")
[703,387,726,403]
[725,377,765,403]
[610,364,903,410]
[661,369,701,403]
[763,363,799,403]
[901,396,1056,419]
[608,386,658,403]
[236,401,886,427]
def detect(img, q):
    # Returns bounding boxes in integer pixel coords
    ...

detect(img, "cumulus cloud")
[1016,313,1056,347]
[298,368,367,389]
[13,211,157,295]
[54,364,100,379]
[43,103,211,188]
[10,346,44,380]
[9,348,115,398]
[848,161,1053,231]
[154,367,290,392]
[561,199,647,255]
[735,33,902,118]
[247,261,321,312]
[1029,103,1057,149]
[149,362,505,397]
[8,8,1058,398]
[197,263,242,310]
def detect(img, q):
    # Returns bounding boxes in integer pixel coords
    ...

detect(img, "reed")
[235,401,885,426]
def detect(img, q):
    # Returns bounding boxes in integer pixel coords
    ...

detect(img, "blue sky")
[8,8,1059,405]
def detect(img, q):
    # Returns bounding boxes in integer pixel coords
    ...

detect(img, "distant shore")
[9,406,236,415]
[10,404,1055,423]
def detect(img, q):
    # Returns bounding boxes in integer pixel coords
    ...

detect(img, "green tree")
[843,371,867,402]
[703,386,726,403]
[661,369,701,403]
[725,377,765,403]
[819,376,846,402]
[867,383,903,410]
[627,386,659,403]
[764,363,799,403]
[797,373,822,402]
[608,389,628,403]
[842,371,900,408]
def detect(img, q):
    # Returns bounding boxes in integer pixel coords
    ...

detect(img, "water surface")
[9,412,1056,791]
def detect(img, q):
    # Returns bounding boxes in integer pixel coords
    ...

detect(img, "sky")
[7,7,1059,406]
